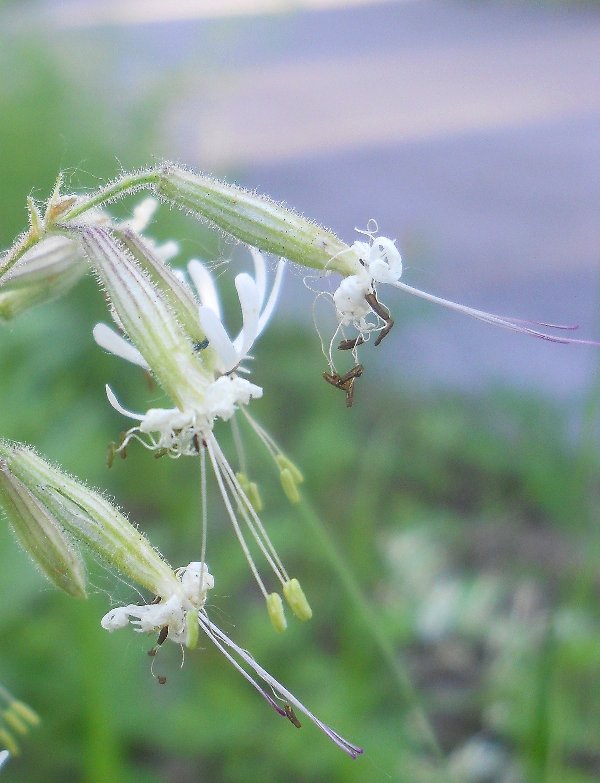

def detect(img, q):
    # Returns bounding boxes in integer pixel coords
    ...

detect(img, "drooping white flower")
[102,562,362,760]
[332,222,599,350]
[83,227,308,630]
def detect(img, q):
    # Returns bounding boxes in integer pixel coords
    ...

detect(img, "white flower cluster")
[102,561,213,643]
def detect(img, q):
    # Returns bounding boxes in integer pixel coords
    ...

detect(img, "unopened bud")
[0,441,179,600]
[266,592,287,633]
[156,164,359,276]
[283,579,312,622]
[0,236,83,322]
[0,459,87,599]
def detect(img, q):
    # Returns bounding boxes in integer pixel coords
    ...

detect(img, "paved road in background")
[40,0,600,396]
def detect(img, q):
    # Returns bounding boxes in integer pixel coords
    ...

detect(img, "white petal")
[93,323,149,369]
[127,197,158,233]
[249,246,267,309]
[198,306,238,372]
[188,260,221,319]
[105,384,145,421]
[233,273,260,358]
[154,240,179,263]
[256,258,286,339]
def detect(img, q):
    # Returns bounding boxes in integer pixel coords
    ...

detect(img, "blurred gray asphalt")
[37,0,600,396]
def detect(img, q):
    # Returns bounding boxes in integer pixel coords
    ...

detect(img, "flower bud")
[0,441,179,600]
[155,164,359,276]
[0,458,87,598]
[0,236,83,321]
[78,226,211,411]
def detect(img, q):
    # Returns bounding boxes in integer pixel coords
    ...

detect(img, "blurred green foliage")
[2,18,600,783]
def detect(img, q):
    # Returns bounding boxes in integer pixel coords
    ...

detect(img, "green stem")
[0,231,38,279]
[298,499,450,775]
[63,171,160,221]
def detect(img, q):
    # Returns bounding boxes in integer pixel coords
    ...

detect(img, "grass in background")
[2,19,600,783]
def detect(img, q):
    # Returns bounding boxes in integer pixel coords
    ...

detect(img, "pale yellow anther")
[3,710,27,736]
[279,468,300,505]
[186,609,199,649]
[236,472,263,512]
[266,592,287,633]
[283,578,313,622]
[275,454,304,484]
[9,702,40,728]
[0,728,19,756]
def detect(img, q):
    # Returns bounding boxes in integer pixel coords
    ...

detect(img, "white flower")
[86,229,308,630]
[332,222,599,349]
[102,562,362,760]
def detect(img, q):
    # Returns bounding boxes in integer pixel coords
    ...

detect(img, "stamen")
[199,447,207,568]
[199,612,363,759]
[205,437,269,597]
[266,592,287,633]
[390,280,600,346]
[209,435,289,584]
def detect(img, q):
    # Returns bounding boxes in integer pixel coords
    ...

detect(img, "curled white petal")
[256,258,286,339]
[126,197,158,233]
[154,240,180,263]
[198,305,239,372]
[367,236,402,283]
[233,273,260,358]
[249,246,267,308]
[188,259,222,319]
[105,384,145,421]
[333,274,371,324]
[93,323,149,369]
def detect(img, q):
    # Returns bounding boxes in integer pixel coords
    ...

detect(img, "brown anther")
[338,335,365,351]
[365,292,394,346]
[157,626,169,646]
[323,364,364,408]
[284,704,302,728]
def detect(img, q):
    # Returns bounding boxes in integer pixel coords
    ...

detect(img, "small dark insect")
[365,291,394,346]
[338,335,365,351]
[157,675,167,686]
[193,338,209,352]
[284,704,302,728]
[323,364,364,408]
